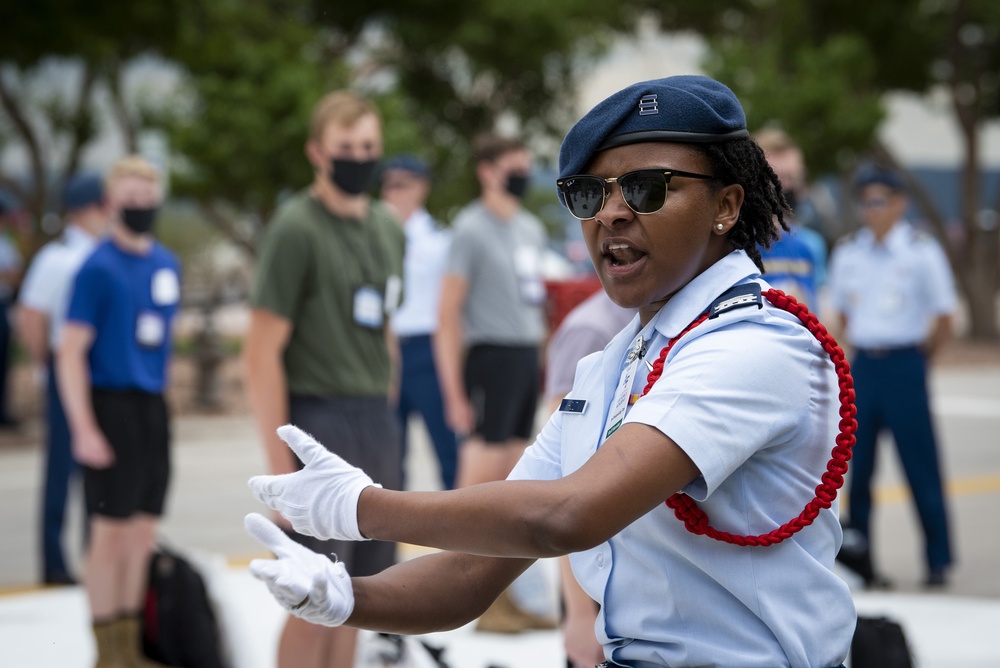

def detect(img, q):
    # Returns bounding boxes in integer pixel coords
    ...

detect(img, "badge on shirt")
[602,336,646,443]
[136,310,165,348]
[354,285,384,329]
[558,398,588,414]
[151,268,180,306]
[514,246,546,305]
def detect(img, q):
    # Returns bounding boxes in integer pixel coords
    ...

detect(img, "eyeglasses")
[858,197,890,210]
[556,168,715,220]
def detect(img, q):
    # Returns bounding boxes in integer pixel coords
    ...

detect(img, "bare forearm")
[349,551,530,633]
[433,316,465,401]
[925,314,952,360]
[244,352,294,475]
[359,423,700,558]
[56,352,96,432]
[15,308,49,365]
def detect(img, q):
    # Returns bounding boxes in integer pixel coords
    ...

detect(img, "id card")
[601,336,645,444]
[151,268,180,306]
[136,311,165,348]
[354,285,384,329]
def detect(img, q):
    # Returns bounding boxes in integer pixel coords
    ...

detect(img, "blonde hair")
[309,90,380,142]
[752,128,797,157]
[106,155,162,188]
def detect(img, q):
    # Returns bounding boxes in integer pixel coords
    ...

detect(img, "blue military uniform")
[828,219,956,580]
[512,251,855,667]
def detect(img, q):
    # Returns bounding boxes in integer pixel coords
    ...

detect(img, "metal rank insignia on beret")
[639,94,658,116]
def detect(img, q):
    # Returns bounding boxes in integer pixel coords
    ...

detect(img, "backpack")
[851,615,913,668]
[142,545,228,668]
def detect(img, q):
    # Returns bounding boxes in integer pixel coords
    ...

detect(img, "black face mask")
[783,189,799,213]
[505,173,529,199]
[330,158,379,196]
[120,207,158,234]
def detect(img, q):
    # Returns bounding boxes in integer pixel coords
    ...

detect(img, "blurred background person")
[827,165,956,589]
[380,154,459,490]
[58,156,179,667]
[17,173,110,586]
[0,199,23,428]
[753,128,827,309]
[434,134,554,632]
[243,90,405,668]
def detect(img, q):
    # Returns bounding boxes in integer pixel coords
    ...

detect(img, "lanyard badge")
[602,336,646,443]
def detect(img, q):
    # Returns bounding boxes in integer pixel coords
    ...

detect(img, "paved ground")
[1,357,999,666]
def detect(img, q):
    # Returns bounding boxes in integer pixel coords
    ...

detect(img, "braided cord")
[642,289,857,547]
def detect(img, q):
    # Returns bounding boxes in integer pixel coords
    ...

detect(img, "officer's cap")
[381,154,430,180]
[559,75,749,178]
[62,174,105,211]
[853,165,904,193]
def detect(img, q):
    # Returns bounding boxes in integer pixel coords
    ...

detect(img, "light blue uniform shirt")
[510,250,855,667]
[391,209,452,337]
[18,225,99,348]
[827,221,956,349]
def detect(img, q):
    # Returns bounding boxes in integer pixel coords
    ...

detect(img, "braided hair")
[693,138,789,272]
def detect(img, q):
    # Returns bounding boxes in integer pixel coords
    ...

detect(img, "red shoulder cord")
[640,289,857,547]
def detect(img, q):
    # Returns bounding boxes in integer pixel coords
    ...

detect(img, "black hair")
[693,138,789,272]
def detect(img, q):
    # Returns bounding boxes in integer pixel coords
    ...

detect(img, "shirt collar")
[404,208,433,232]
[857,219,910,250]
[650,249,761,339]
[64,224,98,246]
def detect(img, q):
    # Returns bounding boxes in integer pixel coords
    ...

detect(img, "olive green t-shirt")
[251,190,405,397]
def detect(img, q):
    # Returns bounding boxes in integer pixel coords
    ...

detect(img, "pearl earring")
[716,223,725,231]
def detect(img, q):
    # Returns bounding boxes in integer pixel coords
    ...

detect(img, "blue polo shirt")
[66,239,181,393]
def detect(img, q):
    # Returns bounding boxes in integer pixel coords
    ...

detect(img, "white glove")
[248,424,379,541]
[244,513,355,627]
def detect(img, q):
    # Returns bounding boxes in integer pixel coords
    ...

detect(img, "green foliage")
[705,32,885,175]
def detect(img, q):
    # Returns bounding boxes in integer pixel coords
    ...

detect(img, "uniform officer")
[828,166,956,588]
[243,75,857,668]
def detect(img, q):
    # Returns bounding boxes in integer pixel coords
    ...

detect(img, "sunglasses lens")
[620,171,667,214]
[560,176,606,219]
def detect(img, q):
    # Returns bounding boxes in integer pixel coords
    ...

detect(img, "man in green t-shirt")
[243,90,404,668]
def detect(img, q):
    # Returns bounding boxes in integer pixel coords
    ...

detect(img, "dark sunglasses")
[556,168,715,220]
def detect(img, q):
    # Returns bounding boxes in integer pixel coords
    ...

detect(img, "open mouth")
[603,241,646,268]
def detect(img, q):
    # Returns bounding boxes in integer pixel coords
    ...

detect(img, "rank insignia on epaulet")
[709,283,763,319]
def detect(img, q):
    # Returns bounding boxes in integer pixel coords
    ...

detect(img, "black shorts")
[83,389,171,519]
[284,394,402,576]
[464,344,540,444]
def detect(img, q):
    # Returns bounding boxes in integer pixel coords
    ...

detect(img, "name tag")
[558,398,588,414]
[354,285,384,329]
[136,311,165,348]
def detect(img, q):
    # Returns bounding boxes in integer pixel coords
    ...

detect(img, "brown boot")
[92,619,126,668]
[475,587,559,634]
[115,615,168,668]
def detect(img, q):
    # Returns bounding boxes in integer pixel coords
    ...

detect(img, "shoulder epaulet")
[709,283,763,319]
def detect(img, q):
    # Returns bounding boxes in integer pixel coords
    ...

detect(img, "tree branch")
[107,57,137,154]
[59,61,99,192]
[0,69,47,223]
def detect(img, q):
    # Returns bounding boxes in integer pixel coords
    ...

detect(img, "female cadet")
[245,75,857,668]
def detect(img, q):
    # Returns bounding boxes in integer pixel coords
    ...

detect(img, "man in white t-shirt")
[17,174,110,585]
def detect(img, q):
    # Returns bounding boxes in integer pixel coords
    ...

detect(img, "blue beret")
[559,75,749,178]
[62,174,104,210]
[853,165,904,193]
[381,154,430,180]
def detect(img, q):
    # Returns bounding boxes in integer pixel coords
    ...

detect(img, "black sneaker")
[924,568,948,588]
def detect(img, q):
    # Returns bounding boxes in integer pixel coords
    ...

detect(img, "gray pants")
[285,393,402,577]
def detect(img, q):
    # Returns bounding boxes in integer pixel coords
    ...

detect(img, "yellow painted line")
[6,476,999,597]
[872,473,1000,505]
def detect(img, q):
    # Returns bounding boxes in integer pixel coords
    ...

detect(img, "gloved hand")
[248,425,379,541]
[244,513,355,627]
